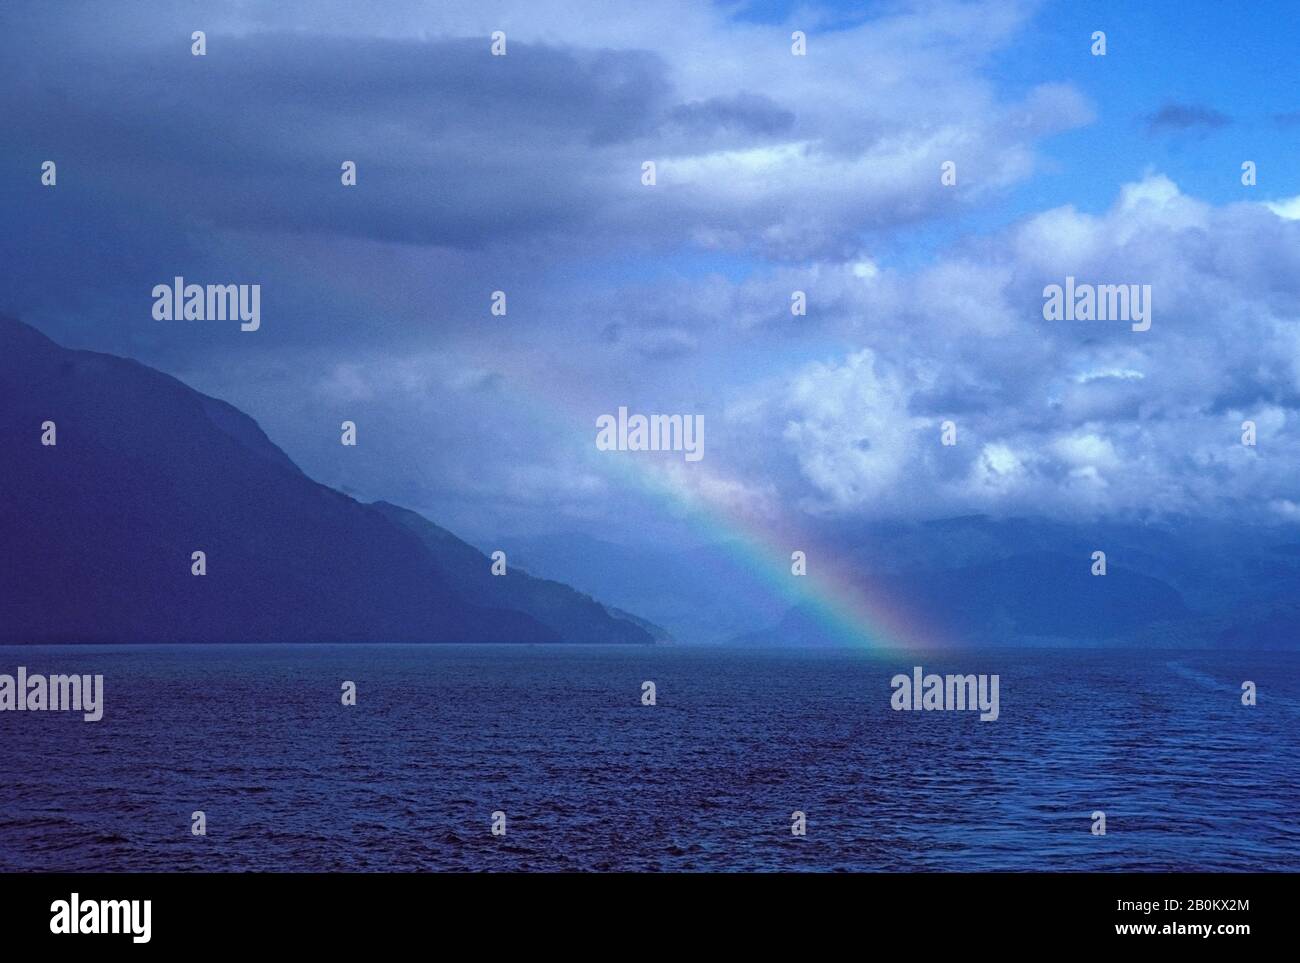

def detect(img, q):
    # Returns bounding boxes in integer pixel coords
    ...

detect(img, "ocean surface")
[0,644,1296,872]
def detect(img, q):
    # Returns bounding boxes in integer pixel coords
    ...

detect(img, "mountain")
[733,550,1192,647]
[510,513,1297,649]
[508,531,787,643]
[371,501,667,644]
[733,517,1300,648]
[0,317,654,644]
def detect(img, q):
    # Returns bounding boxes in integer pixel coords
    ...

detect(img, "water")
[1,644,1296,872]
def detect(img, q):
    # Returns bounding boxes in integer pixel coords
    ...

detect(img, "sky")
[3,0,1299,552]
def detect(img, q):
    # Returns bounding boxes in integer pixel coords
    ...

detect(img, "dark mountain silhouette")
[371,501,666,644]
[0,317,654,644]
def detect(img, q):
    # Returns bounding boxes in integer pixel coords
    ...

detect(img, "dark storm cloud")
[0,32,676,250]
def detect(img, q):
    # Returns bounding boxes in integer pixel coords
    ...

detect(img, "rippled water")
[0,644,1295,871]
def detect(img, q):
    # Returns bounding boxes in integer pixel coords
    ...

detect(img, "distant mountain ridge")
[732,550,1193,647]
[511,518,1300,649]
[0,317,657,644]
[370,501,663,644]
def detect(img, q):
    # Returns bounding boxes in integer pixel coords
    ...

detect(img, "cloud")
[666,92,796,138]
[778,349,924,513]
[712,174,1300,524]
[0,0,1089,267]
[1267,196,1300,220]
[11,1,1293,542]
[632,328,699,360]
[1145,102,1230,135]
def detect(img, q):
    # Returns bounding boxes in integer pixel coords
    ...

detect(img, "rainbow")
[476,359,946,653]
